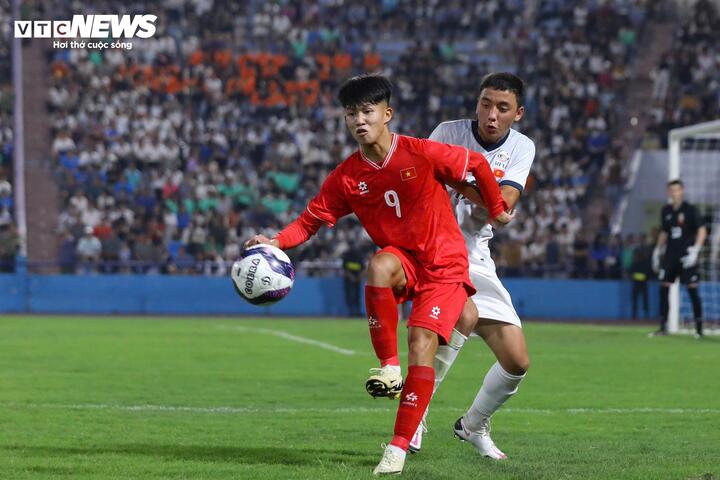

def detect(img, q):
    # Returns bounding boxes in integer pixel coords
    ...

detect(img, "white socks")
[433,328,468,393]
[465,361,525,430]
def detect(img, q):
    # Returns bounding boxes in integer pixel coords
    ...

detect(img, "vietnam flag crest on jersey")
[400,166,417,181]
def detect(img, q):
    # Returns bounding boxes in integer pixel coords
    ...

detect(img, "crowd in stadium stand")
[0,0,19,271]
[646,0,720,147]
[45,0,658,277]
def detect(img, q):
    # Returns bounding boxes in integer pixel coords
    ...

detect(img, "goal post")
[667,120,720,334]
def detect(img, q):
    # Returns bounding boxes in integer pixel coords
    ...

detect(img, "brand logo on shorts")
[403,391,418,407]
[368,315,380,328]
[430,305,440,319]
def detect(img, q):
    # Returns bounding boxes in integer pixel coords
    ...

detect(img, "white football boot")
[373,444,406,475]
[453,416,507,460]
[408,411,428,453]
[366,366,403,399]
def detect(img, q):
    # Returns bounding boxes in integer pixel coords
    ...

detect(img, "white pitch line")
[507,407,720,414]
[2,403,392,414]
[215,325,356,355]
[3,403,720,415]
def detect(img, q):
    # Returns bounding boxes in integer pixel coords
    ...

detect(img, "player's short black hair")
[478,72,525,107]
[337,74,392,109]
[667,179,684,188]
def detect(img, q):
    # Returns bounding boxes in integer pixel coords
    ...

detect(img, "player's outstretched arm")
[422,138,510,222]
[244,169,351,251]
[438,147,510,222]
[463,150,513,224]
[446,179,515,226]
[244,209,325,251]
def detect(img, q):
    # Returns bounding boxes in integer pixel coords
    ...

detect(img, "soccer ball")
[231,244,295,305]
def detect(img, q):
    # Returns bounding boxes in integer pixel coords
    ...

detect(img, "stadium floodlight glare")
[667,120,720,335]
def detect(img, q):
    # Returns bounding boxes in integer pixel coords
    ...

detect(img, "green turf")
[0,316,718,479]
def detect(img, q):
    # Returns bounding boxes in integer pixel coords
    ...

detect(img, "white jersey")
[429,119,536,262]
[430,119,535,326]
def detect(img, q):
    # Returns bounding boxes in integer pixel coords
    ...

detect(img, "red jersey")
[276,134,506,284]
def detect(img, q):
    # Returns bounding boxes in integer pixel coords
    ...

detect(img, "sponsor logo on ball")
[244,258,261,295]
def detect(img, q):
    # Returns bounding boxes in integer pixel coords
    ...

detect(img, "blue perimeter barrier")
[1,268,664,319]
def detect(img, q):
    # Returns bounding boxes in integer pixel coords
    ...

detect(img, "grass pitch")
[0,316,718,479]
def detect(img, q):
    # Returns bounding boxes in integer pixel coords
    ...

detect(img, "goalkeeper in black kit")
[651,180,708,338]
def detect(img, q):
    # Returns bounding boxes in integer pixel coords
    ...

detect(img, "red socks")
[365,286,435,451]
[365,287,434,451]
[365,286,399,367]
[390,365,435,450]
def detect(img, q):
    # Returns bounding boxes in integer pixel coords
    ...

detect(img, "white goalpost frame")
[667,120,720,334]
[11,0,27,257]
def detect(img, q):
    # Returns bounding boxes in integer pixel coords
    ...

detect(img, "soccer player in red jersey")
[245,74,513,475]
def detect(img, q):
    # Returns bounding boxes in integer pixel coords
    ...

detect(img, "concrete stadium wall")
[621,149,668,236]
[0,271,663,320]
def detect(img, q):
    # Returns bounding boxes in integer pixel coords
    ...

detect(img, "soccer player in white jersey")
[410,72,536,459]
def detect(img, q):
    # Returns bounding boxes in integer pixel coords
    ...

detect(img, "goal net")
[667,120,720,335]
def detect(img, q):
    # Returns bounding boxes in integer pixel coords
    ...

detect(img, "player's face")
[668,184,684,204]
[475,88,524,144]
[344,101,393,145]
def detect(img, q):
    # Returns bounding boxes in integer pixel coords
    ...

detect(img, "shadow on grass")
[663,334,720,344]
[2,444,376,467]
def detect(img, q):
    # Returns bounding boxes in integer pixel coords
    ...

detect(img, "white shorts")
[468,246,522,328]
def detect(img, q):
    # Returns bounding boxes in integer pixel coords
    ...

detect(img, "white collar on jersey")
[471,121,511,151]
[359,133,399,170]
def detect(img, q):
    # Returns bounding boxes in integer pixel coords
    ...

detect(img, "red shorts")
[379,246,475,343]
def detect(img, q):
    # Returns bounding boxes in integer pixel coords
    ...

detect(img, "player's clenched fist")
[492,209,515,227]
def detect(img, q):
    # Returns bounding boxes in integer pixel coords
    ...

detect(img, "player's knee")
[367,252,402,287]
[408,333,434,354]
[517,354,530,374]
[407,329,437,365]
[503,352,530,376]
